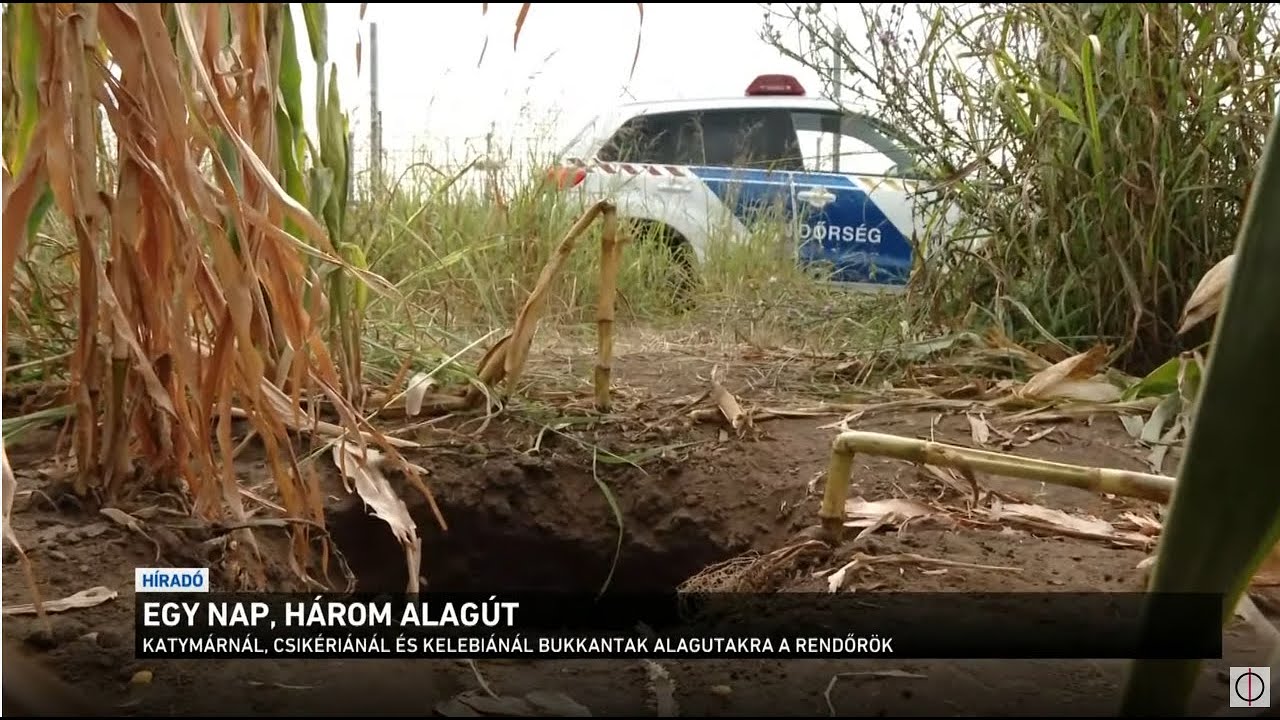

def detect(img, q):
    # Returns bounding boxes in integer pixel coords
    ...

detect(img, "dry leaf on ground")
[1018,345,1122,403]
[3,586,117,615]
[843,497,934,529]
[1117,512,1162,536]
[966,414,991,445]
[403,372,438,417]
[987,502,1153,547]
[825,552,1017,592]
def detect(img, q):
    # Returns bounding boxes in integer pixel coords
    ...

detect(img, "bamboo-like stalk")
[819,444,855,539]
[818,430,1176,543]
[593,206,621,411]
[464,200,613,408]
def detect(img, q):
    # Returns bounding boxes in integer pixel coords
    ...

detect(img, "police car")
[547,74,962,293]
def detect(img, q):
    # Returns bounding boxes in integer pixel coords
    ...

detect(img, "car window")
[596,112,702,165]
[790,110,919,177]
[597,109,805,172]
[693,109,804,172]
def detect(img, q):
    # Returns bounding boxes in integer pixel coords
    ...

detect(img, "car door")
[681,108,800,262]
[787,109,922,289]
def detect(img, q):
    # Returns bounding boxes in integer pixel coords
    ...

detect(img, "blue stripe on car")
[689,165,913,286]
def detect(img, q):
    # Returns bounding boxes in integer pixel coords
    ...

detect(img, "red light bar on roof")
[746,74,806,96]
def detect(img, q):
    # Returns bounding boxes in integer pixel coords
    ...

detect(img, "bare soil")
[1,345,1269,716]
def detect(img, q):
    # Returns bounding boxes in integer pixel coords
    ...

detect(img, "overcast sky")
[298,3,850,171]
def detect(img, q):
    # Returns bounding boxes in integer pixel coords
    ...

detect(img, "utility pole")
[370,22,382,189]
[348,130,355,203]
[831,25,843,173]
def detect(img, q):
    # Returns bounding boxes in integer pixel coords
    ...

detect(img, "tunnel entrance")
[323,458,771,594]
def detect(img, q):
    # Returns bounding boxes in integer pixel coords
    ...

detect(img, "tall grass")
[1122,76,1280,718]
[766,2,1280,372]
[341,145,904,386]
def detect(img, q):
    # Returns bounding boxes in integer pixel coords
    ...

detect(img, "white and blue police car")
[547,74,963,294]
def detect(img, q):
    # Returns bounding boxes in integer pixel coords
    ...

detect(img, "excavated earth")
[1,349,1270,716]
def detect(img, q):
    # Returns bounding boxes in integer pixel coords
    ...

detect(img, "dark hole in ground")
[325,460,762,594]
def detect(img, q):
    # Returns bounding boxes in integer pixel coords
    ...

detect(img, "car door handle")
[797,188,835,207]
[657,181,691,193]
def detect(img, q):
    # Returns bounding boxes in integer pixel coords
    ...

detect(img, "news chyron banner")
[134,567,1224,661]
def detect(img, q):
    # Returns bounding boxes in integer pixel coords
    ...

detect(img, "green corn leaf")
[1121,93,1280,717]
[300,3,328,66]
[6,3,42,173]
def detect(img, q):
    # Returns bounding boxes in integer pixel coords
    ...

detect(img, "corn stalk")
[593,206,622,411]
[466,200,613,408]
[0,3,402,584]
[292,3,365,408]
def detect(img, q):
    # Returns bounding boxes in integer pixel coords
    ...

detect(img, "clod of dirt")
[94,629,123,649]
[80,522,110,539]
[23,617,86,650]
[34,524,71,546]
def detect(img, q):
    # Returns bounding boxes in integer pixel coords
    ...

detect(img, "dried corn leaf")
[3,586,117,615]
[844,497,933,526]
[1178,254,1235,335]
[1140,394,1179,445]
[331,441,422,593]
[403,372,437,417]
[0,444,47,622]
[826,557,863,592]
[989,502,1152,546]
[1146,418,1183,474]
[1119,414,1145,439]
[966,414,990,445]
[1,445,19,553]
[1019,345,1121,403]
[1118,512,1162,535]
[995,503,1112,534]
